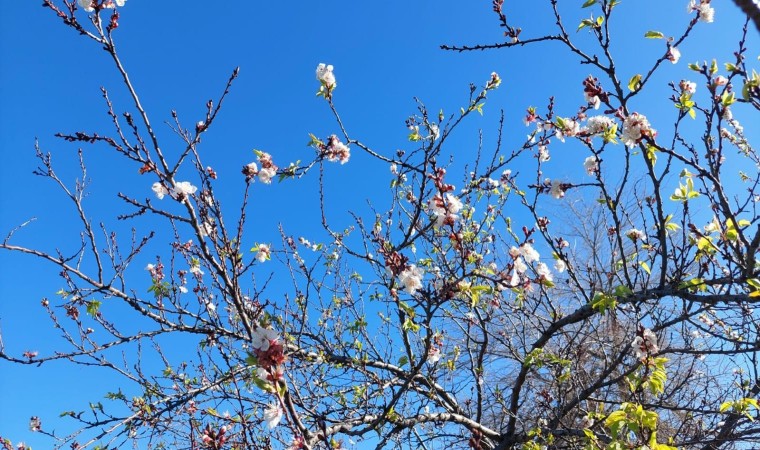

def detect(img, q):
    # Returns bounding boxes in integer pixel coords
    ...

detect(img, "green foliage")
[720,397,760,421]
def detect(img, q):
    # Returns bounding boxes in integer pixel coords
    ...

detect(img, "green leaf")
[644,31,664,39]
[628,74,642,92]
[582,0,597,7]
[398,355,409,367]
[640,261,651,275]
[578,18,595,31]
[86,300,102,317]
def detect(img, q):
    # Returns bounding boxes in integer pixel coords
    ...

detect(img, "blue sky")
[1,1,758,448]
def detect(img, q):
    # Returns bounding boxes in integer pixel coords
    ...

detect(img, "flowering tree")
[2,1,760,449]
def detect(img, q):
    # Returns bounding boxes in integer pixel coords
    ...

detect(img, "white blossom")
[621,113,656,147]
[519,244,540,263]
[78,0,95,12]
[316,63,336,90]
[429,123,440,141]
[626,228,647,242]
[252,327,280,352]
[584,156,599,175]
[550,179,565,199]
[538,144,550,162]
[189,265,204,277]
[171,181,198,198]
[429,193,463,227]
[667,46,681,64]
[584,92,601,110]
[103,0,127,8]
[152,182,169,200]
[324,135,351,164]
[258,167,276,184]
[514,257,528,274]
[679,80,697,94]
[263,403,283,429]
[632,328,659,359]
[399,265,424,295]
[586,115,615,135]
[554,259,567,273]
[555,118,580,142]
[427,347,442,364]
[688,0,714,23]
[536,262,553,282]
[255,244,271,263]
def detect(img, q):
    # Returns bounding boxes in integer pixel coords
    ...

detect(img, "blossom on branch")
[519,243,540,263]
[152,182,169,199]
[103,0,127,8]
[252,327,280,352]
[255,244,271,263]
[78,0,95,12]
[399,264,424,294]
[632,328,659,359]
[316,63,336,97]
[626,228,647,242]
[427,347,442,364]
[263,403,283,429]
[549,179,566,199]
[688,0,715,23]
[536,262,553,282]
[667,46,681,64]
[621,112,656,147]
[679,80,697,94]
[171,181,198,200]
[584,155,599,175]
[585,115,616,135]
[255,151,278,184]
[324,135,351,164]
[428,193,463,227]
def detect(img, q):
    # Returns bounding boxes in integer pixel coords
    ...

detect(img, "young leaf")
[628,74,642,92]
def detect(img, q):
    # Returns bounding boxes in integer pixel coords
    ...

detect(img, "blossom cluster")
[243,151,278,184]
[322,135,351,164]
[507,243,555,288]
[399,265,424,295]
[583,155,600,175]
[255,244,271,262]
[152,180,198,202]
[632,328,659,359]
[78,0,126,12]
[251,326,284,368]
[428,193,464,227]
[688,0,715,23]
[582,75,605,110]
[621,112,656,147]
[316,63,336,97]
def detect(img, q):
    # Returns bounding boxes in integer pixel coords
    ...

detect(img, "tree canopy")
[2,1,760,449]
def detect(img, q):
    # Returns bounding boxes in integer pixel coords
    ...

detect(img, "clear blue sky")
[1,1,757,448]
